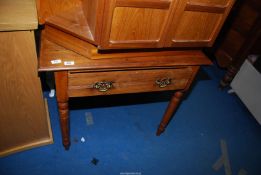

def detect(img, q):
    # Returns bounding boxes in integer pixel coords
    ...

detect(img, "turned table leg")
[55,71,70,150]
[156,66,199,136]
[156,91,184,136]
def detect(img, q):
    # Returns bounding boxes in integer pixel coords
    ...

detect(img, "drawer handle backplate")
[155,78,172,88]
[93,81,113,92]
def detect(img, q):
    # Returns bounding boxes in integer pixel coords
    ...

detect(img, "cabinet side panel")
[36,0,81,24]
[82,0,98,37]
[0,31,52,156]
[82,0,105,43]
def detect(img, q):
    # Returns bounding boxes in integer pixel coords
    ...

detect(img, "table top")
[39,38,212,72]
[0,0,38,31]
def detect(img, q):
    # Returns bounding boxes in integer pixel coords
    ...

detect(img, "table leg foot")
[219,65,237,89]
[156,124,165,136]
[156,91,184,136]
[64,144,70,150]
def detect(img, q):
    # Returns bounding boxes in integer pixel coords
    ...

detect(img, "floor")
[1,65,261,175]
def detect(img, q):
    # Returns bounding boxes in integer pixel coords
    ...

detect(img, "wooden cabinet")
[39,0,235,50]
[84,0,235,49]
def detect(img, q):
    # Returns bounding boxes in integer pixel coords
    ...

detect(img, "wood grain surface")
[0,0,38,31]
[0,31,53,157]
[100,0,173,49]
[39,38,212,72]
[43,23,213,60]
[110,7,167,41]
[38,0,235,49]
[165,0,235,47]
[68,68,193,97]
[54,71,70,150]
[82,0,105,43]
[36,0,81,24]
[189,0,229,6]
[45,5,95,44]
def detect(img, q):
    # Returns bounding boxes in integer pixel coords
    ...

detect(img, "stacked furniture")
[37,0,234,150]
[0,0,53,157]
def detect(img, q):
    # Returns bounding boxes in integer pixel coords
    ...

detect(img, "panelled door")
[100,0,174,49]
[165,0,235,47]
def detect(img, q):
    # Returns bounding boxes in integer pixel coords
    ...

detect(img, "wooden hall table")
[36,0,232,150]
[39,35,211,150]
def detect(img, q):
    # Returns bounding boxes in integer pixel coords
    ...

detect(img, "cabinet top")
[0,0,38,31]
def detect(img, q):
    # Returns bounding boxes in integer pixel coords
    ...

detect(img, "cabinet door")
[100,0,174,49]
[165,0,235,47]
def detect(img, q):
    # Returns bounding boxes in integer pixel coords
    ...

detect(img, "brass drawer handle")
[155,78,172,88]
[93,81,113,92]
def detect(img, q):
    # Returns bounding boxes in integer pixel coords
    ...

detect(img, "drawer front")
[68,67,193,97]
